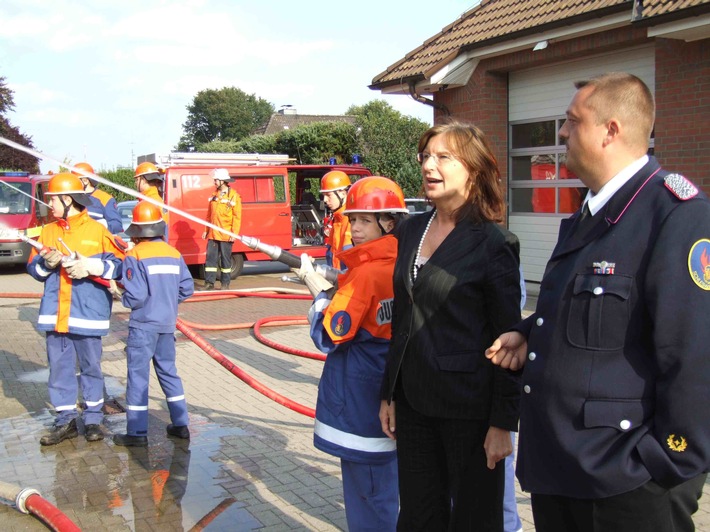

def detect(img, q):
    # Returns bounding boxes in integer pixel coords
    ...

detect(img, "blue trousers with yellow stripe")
[46,332,104,426]
[125,327,188,436]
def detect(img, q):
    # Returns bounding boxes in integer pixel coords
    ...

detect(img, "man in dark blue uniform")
[486,72,709,532]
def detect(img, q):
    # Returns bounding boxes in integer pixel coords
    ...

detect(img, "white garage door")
[509,45,655,283]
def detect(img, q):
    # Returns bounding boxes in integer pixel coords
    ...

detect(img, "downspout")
[408,81,450,116]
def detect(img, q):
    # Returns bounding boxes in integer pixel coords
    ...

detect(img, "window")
[509,118,585,215]
[234,175,286,203]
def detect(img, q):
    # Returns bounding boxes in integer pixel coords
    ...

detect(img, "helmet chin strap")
[59,196,72,220]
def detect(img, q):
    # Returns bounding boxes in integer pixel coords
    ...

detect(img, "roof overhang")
[379,12,630,96]
[377,8,710,96]
[646,12,710,41]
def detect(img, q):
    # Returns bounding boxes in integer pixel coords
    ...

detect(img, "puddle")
[0,412,268,531]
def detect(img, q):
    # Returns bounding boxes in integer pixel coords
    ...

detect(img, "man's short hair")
[575,72,655,151]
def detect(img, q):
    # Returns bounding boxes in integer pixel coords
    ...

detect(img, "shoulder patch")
[687,239,710,291]
[664,173,698,200]
[330,310,351,337]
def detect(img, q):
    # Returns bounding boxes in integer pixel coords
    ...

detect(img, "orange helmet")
[71,162,97,185]
[343,176,407,215]
[320,170,351,193]
[134,162,163,182]
[46,172,92,207]
[125,200,166,238]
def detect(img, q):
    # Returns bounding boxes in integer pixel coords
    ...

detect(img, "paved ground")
[0,263,706,531]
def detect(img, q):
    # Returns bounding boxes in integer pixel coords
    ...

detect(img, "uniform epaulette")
[664,173,698,200]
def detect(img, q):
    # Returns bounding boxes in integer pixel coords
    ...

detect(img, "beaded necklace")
[412,210,437,281]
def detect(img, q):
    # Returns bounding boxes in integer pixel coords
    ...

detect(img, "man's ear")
[604,118,620,146]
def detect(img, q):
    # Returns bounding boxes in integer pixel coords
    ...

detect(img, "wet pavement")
[0,264,707,531]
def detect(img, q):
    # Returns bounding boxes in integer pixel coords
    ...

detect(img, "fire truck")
[137,152,372,278]
[0,172,54,266]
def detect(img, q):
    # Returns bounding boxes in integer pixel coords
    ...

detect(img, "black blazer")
[381,211,522,430]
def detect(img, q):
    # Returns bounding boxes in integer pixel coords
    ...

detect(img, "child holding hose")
[293,176,408,531]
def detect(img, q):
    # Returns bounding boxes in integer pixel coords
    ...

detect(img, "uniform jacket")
[516,157,710,498]
[121,239,194,333]
[88,188,123,234]
[205,187,241,241]
[381,211,522,428]
[310,235,398,464]
[27,211,124,336]
[324,209,352,271]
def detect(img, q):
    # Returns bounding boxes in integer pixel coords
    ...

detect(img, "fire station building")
[369,0,710,283]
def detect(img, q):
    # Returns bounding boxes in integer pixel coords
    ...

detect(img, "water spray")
[0,179,51,208]
[0,136,339,281]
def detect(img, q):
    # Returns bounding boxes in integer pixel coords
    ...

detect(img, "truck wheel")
[230,253,245,280]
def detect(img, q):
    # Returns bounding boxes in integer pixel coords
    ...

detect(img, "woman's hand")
[483,426,512,470]
[379,400,396,440]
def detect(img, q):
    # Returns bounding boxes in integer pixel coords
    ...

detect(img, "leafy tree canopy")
[0,76,39,173]
[176,87,274,150]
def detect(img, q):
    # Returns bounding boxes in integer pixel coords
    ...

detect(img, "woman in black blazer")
[380,122,522,531]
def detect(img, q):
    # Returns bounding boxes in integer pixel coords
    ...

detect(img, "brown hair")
[575,72,655,152]
[417,121,504,223]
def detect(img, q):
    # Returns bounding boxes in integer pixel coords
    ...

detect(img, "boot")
[85,424,104,442]
[112,434,148,447]
[199,282,215,291]
[40,419,79,446]
[166,424,190,439]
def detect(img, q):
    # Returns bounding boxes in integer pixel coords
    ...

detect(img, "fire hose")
[0,479,80,532]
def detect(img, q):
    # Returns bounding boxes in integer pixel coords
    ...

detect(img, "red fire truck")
[136,152,372,278]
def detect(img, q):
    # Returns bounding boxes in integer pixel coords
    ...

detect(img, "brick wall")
[654,37,710,191]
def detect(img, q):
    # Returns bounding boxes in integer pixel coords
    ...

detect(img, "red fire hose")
[0,480,80,531]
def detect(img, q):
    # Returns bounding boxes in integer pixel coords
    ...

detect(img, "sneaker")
[40,419,79,446]
[166,424,190,439]
[112,434,148,447]
[85,424,104,442]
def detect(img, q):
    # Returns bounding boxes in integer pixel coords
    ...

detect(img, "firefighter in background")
[295,176,408,531]
[27,172,124,445]
[72,161,123,234]
[112,201,194,447]
[134,162,167,221]
[320,170,352,270]
[201,168,242,291]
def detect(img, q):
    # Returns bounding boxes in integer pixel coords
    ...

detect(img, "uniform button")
[523,385,531,394]
[536,317,544,326]
[620,419,631,430]
[593,286,604,295]
[528,352,536,361]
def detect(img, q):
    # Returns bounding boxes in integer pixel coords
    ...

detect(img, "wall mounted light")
[533,40,548,52]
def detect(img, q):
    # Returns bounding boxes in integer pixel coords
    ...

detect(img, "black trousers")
[205,239,232,286]
[531,473,707,532]
[395,391,504,532]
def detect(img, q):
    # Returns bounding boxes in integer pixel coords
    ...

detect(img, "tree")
[348,100,429,197]
[0,76,40,173]
[176,87,274,150]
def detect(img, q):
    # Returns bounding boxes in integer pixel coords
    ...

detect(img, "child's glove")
[293,253,333,297]
[40,248,63,269]
[64,252,104,279]
[108,280,124,300]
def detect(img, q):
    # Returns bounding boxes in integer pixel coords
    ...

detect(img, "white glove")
[40,248,64,269]
[292,253,333,297]
[108,280,124,300]
[64,252,104,279]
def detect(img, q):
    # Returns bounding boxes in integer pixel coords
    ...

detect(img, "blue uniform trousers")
[46,332,104,426]
[341,458,398,532]
[125,327,188,436]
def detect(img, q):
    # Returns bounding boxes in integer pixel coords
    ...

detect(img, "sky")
[0,0,477,173]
